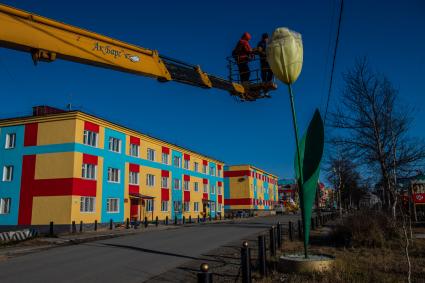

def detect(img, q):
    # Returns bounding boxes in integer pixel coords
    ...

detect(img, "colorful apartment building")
[0,106,224,226]
[223,165,278,212]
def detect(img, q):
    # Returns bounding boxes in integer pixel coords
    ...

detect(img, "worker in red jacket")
[232,32,254,83]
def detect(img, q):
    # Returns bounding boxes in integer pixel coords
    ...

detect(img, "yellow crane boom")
[0,4,275,100]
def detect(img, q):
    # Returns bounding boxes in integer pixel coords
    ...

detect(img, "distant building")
[359,192,381,209]
[223,165,278,213]
[278,178,298,206]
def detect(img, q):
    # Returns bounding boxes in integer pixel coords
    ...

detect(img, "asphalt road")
[0,214,301,283]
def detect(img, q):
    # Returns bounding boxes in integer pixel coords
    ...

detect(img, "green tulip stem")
[287,83,308,259]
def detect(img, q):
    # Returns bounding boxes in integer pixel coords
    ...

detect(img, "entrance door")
[130,199,140,221]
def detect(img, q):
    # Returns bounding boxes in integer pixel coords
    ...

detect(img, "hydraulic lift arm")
[0,4,249,98]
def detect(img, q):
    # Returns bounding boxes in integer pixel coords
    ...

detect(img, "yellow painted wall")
[35,152,79,180]
[37,119,77,145]
[139,165,162,220]
[32,196,72,225]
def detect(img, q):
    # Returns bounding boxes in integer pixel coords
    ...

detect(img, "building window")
[107,168,120,183]
[147,148,156,161]
[130,144,139,157]
[146,199,153,212]
[211,202,216,212]
[202,165,207,174]
[161,177,169,188]
[173,201,182,212]
[194,182,199,192]
[173,156,181,168]
[146,174,155,187]
[109,137,121,153]
[106,198,119,213]
[83,130,98,147]
[80,197,95,212]
[218,186,222,195]
[183,159,190,170]
[0,198,11,214]
[218,203,222,212]
[203,183,208,193]
[194,162,199,172]
[218,169,222,177]
[5,133,16,149]
[194,202,199,212]
[173,178,181,190]
[2,166,13,182]
[82,163,96,180]
[184,201,190,212]
[162,153,169,164]
[183,180,190,191]
[161,201,168,212]
[210,166,215,176]
[129,171,139,185]
[210,184,216,194]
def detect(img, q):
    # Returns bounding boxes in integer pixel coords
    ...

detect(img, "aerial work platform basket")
[226,56,277,101]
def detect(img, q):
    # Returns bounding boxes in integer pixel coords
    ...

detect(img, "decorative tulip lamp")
[267,27,333,272]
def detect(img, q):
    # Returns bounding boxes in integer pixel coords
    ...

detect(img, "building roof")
[225,164,278,178]
[0,108,225,164]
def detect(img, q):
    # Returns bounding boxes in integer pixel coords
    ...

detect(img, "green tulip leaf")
[294,109,324,248]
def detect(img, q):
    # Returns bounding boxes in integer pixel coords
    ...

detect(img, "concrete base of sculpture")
[278,254,335,273]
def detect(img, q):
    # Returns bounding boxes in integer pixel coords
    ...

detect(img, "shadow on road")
[98,243,224,263]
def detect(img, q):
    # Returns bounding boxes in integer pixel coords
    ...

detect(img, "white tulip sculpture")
[267,28,324,259]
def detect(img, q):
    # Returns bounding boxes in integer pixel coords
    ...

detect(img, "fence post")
[241,241,251,283]
[277,222,282,249]
[175,215,178,225]
[72,221,76,233]
[165,216,169,226]
[209,213,212,222]
[183,216,186,225]
[155,216,159,227]
[270,226,276,257]
[49,221,54,236]
[258,235,267,277]
[79,221,83,232]
[288,221,293,241]
[311,217,315,231]
[144,216,148,228]
[94,220,98,231]
[197,263,213,283]
[189,215,192,223]
[126,218,130,229]
[220,213,222,221]
[298,219,302,240]
[109,219,113,230]
[198,214,200,223]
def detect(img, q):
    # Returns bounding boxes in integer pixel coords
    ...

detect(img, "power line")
[323,0,344,127]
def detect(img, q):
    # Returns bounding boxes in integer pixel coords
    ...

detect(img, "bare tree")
[329,58,425,217]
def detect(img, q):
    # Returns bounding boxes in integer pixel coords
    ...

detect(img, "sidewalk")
[0,218,237,260]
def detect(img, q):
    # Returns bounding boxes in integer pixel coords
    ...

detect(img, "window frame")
[83,130,98,147]
[173,156,181,168]
[80,196,95,213]
[5,133,16,149]
[145,199,154,212]
[161,152,169,164]
[147,148,156,162]
[146,174,155,187]
[161,201,168,212]
[82,163,97,180]
[107,167,120,183]
[184,201,190,212]
[173,178,181,190]
[194,202,199,212]
[0,198,11,214]
[106,198,120,213]
[194,182,199,192]
[129,143,140,157]
[108,137,121,153]
[2,165,13,182]
[129,171,139,185]
[161,176,169,188]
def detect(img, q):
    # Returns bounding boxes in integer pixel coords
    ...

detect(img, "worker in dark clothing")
[232,32,254,83]
[256,33,273,83]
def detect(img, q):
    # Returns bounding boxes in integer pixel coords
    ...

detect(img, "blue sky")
[0,0,424,180]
